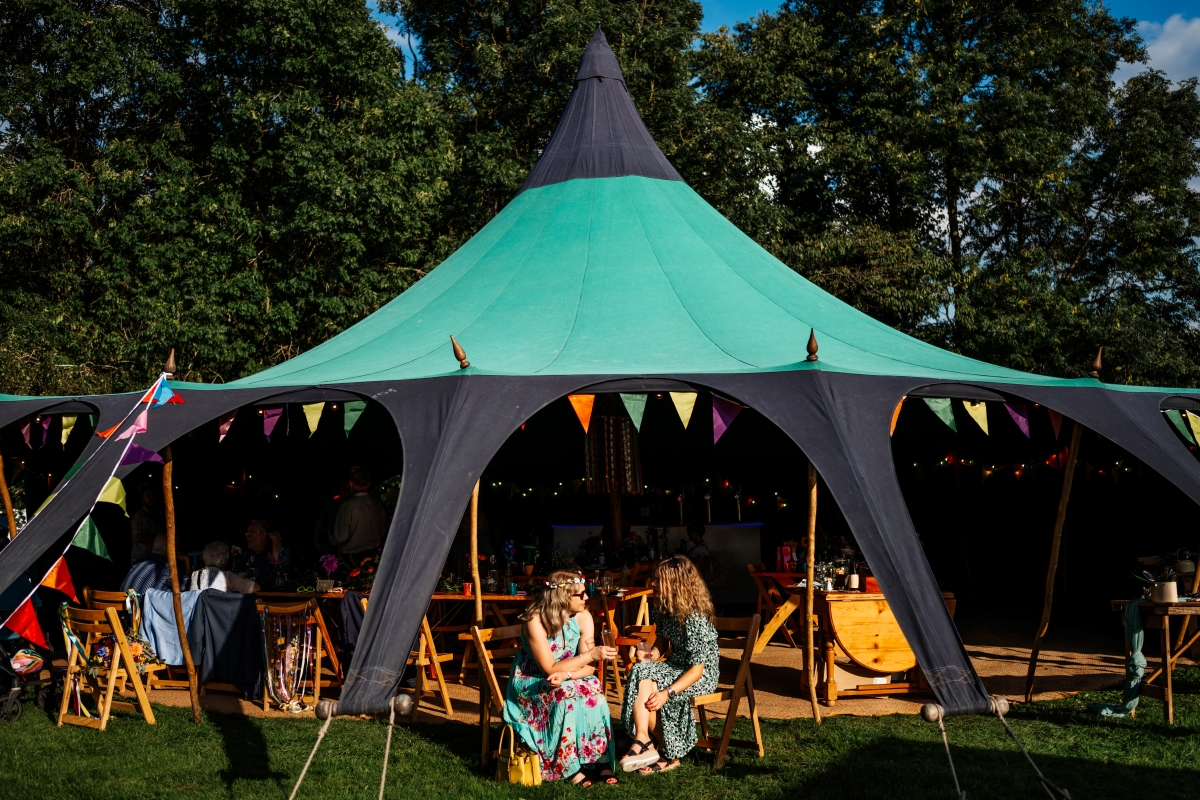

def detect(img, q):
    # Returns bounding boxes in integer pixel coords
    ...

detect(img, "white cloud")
[1118,15,1200,85]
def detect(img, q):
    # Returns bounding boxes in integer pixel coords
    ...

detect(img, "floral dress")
[621,609,719,760]
[503,615,613,781]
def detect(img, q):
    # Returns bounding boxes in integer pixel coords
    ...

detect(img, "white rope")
[378,701,397,800]
[936,716,967,800]
[289,714,333,800]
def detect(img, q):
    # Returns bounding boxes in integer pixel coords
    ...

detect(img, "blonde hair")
[654,556,714,624]
[520,569,584,639]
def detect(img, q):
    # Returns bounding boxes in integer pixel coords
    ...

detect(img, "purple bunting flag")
[262,407,283,441]
[39,417,51,448]
[119,443,165,467]
[712,395,743,444]
[1005,402,1031,438]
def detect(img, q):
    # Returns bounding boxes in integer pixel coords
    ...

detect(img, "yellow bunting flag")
[97,477,127,516]
[1187,411,1200,445]
[60,415,77,445]
[303,403,324,437]
[669,392,697,429]
[567,395,595,433]
[890,397,905,436]
[963,401,988,435]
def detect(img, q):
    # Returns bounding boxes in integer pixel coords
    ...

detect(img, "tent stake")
[470,479,482,625]
[1023,419,1083,703]
[0,447,17,540]
[163,444,202,722]
[805,462,821,723]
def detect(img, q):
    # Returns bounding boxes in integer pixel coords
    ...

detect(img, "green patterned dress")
[621,609,719,759]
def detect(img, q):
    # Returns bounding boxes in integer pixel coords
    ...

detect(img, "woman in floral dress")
[503,570,619,785]
[620,556,719,775]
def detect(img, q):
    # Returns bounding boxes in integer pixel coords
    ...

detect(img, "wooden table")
[1110,599,1200,725]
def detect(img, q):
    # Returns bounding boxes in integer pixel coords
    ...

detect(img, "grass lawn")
[2,670,1198,799]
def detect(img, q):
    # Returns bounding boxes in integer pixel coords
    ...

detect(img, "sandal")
[638,757,680,776]
[568,772,593,787]
[598,768,619,785]
[620,740,659,772]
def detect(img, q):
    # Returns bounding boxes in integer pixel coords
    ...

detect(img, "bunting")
[262,407,284,441]
[963,401,988,435]
[303,403,325,437]
[619,394,647,431]
[923,398,957,432]
[3,598,46,649]
[1005,402,1031,438]
[97,476,127,516]
[39,417,51,447]
[21,419,30,447]
[61,415,77,446]
[119,444,165,467]
[712,395,743,443]
[568,395,595,433]
[1165,409,1195,444]
[669,392,697,429]
[218,410,237,443]
[343,401,366,436]
[72,516,111,561]
[115,409,149,440]
[41,557,78,603]
[1047,409,1064,440]
[1188,411,1200,446]
[890,398,905,436]
[96,422,120,439]
[142,381,185,408]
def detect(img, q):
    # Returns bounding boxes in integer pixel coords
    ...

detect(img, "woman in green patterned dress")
[620,556,719,775]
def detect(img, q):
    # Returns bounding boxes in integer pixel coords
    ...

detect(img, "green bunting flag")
[619,394,647,431]
[1166,409,1195,444]
[71,516,110,561]
[923,397,957,432]
[343,401,366,437]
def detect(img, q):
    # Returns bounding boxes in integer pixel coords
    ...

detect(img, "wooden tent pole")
[162,444,201,722]
[1024,419,1083,703]
[470,479,482,624]
[0,447,17,540]
[805,462,822,724]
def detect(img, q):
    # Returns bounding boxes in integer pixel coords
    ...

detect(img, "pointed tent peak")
[576,27,624,82]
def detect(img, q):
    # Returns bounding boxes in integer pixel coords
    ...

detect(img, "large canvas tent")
[2,28,1199,719]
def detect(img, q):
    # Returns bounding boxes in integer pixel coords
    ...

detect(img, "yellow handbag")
[496,724,542,786]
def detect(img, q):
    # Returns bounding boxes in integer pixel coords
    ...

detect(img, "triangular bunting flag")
[963,401,988,435]
[923,398,957,432]
[568,395,595,433]
[148,382,185,408]
[21,419,31,447]
[34,492,57,515]
[72,516,110,561]
[1166,409,1195,444]
[1187,411,1200,445]
[42,556,78,603]
[218,409,237,443]
[619,394,647,431]
[63,463,83,481]
[1005,402,1031,438]
[262,407,283,441]
[712,395,743,443]
[97,476,127,516]
[669,392,697,429]
[343,401,366,437]
[115,408,149,440]
[87,414,97,430]
[890,398,905,436]
[61,415,77,445]
[3,598,47,649]
[303,403,325,437]
[119,443,165,467]
[38,417,51,448]
[96,422,120,439]
[1047,409,1063,440]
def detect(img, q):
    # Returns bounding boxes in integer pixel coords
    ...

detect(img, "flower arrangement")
[88,629,165,678]
[340,553,379,591]
[320,554,340,576]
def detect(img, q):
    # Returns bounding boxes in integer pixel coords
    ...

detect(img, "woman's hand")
[547,671,568,687]
[587,645,618,663]
[636,647,660,663]
[644,689,670,712]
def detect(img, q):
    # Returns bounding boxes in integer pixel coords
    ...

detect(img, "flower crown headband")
[544,576,586,589]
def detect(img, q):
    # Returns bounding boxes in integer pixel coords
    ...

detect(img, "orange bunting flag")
[95,423,120,439]
[3,598,47,649]
[42,556,78,603]
[890,397,905,436]
[568,395,595,433]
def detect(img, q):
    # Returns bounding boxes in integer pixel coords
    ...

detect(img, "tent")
[2,28,1199,719]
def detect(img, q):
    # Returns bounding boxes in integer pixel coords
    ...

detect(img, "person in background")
[192,542,260,593]
[685,522,710,573]
[129,485,165,565]
[234,519,289,590]
[121,534,173,594]
[331,468,388,556]
[313,476,352,554]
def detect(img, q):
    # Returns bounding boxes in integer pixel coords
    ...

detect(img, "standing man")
[331,467,389,556]
[130,485,165,565]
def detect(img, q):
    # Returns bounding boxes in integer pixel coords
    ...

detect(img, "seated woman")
[503,570,618,785]
[189,542,261,593]
[620,556,719,775]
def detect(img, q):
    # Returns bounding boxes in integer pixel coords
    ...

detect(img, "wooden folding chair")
[392,607,454,718]
[82,587,173,690]
[57,606,156,731]
[691,614,764,769]
[82,587,127,612]
[257,600,338,711]
[470,623,523,767]
[748,564,798,648]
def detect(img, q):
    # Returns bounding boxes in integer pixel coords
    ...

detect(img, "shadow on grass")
[209,711,289,795]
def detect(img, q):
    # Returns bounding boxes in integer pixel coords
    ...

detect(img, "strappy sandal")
[620,740,659,772]
[598,767,619,785]
[638,757,680,776]
[568,772,593,787]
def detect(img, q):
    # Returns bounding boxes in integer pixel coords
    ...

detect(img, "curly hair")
[654,556,714,624]
[519,569,585,639]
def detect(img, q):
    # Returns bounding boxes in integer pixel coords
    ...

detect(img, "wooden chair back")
[470,623,523,767]
[746,565,797,648]
[401,615,455,718]
[691,614,764,769]
[82,587,128,612]
[57,605,155,730]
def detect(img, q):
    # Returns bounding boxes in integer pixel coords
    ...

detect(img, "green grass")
[3,671,1199,799]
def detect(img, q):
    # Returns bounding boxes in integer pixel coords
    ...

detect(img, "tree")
[0,0,454,393]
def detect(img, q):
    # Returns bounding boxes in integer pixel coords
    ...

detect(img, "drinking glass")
[601,628,617,660]
[636,641,654,662]
[600,576,613,596]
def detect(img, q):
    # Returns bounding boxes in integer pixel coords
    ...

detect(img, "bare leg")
[631,679,659,746]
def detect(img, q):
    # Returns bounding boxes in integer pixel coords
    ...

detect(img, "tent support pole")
[470,480,482,625]
[0,447,16,540]
[806,462,821,724]
[163,444,201,722]
[1024,419,1083,704]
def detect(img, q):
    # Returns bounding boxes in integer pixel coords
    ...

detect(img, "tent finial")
[450,335,470,369]
[1088,346,1102,379]
[806,329,819,362]
[164,348,176,377]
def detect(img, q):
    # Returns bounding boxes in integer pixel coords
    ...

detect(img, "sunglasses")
[570,590,589,599]
[660,557,682,568]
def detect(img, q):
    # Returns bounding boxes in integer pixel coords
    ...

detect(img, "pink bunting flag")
[115,408,149,440]
[218,410,236,443]
[1047,409,1063,440]
[262,407,283,441]
[119,443,165,467]
[20,419,30,447]
[712,395,743,444]
[1004,402,1030,438]
[39,417,51,448]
